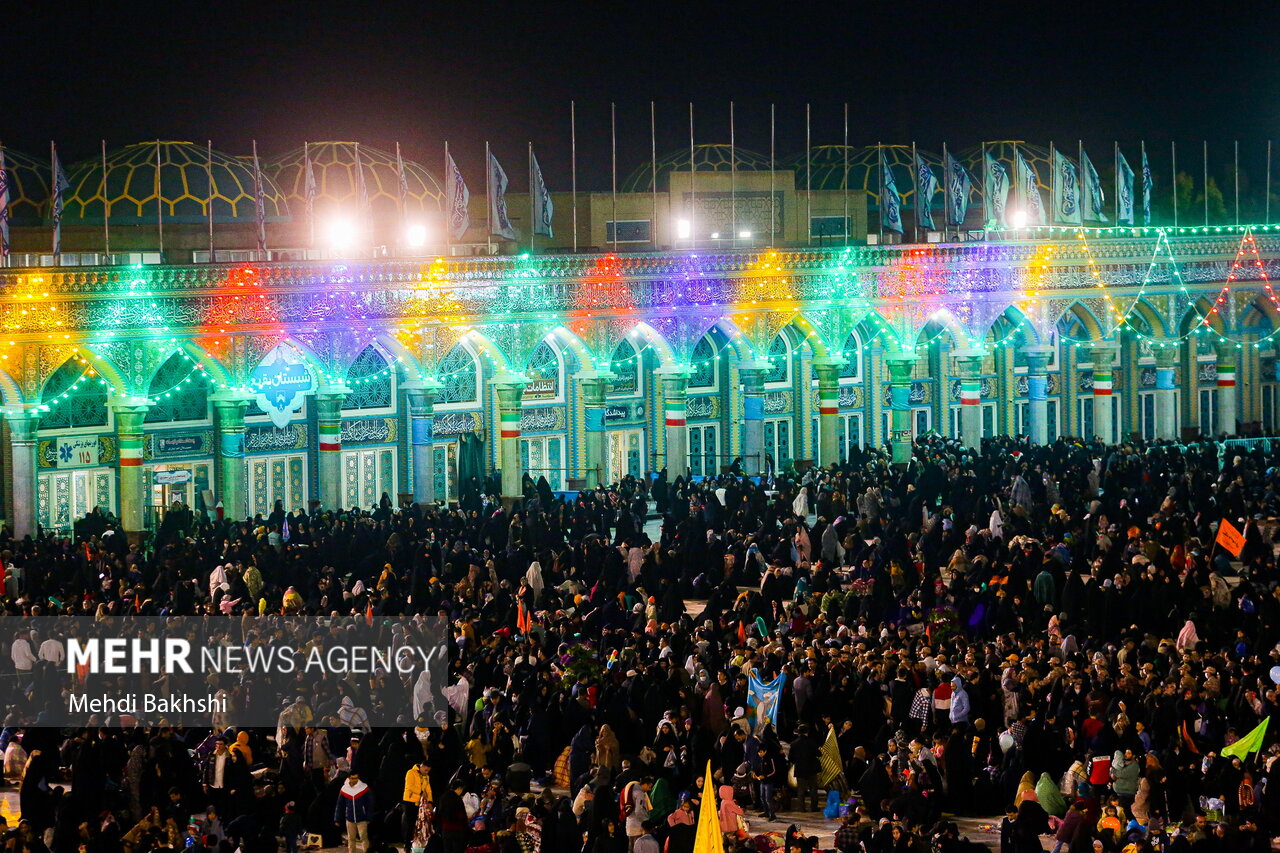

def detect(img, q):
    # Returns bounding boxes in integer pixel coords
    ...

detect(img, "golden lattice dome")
[60,141,290,224]
[1,147,51,225]
[264,142,443,222]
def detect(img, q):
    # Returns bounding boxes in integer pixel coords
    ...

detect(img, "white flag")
[1141,145,1153,226]
[1116,147,1135,224]
[984,151,1010,227]
[51,143,70,255]
[1014,147,1046,225]
[530,148,553,238]
[487,149,517,241]
[445,149,470,242]
[1051,149,1082,225]
[1080,148,1108,222]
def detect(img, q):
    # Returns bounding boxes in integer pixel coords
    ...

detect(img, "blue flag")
[1080,148,1108,222]
[1014,146,1046,225]
[0,147,9,259]
[1052,149,1082,225]
[984,151,1010,227]
[880,150,903,234]
[944,148,971,227]
[488,148,517,241]
[530,148,554,238]
[251,140,267,253]
[51,143,70,255]
[1116,147,1135,224]
[445,149,470,241]
[748,669,787,731]
[1141,145,1153,225]
[915,151,939,231]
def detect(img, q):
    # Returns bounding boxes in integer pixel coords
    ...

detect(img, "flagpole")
[528,141,535,256]
[730,100,736,248]
[396,141,408,249]
[252,139,265,257]
[443,141,452,256]
[97,136,110,253]
[1267,140,1273,224]
[52,141,59,261]
[689,102,696,250]
[205,140,215,263]
[942,141,949,240]
[1234,139,1240,226]
[877,142,884,244]
[769,103,775,247]
[1146,139,1157,227]
[611,102,618,254]
[1049,141,1056,228]
[1078,140,1084,226]
[912,140,919,243]
[805,104,812,246]
[155,139,164,258]
[1203,141,1209,226]
[1172,141,1178,228]
[650,100,657,250]
[982,141,988,230]
[305,141,314,249]
[1114,141,1119,224]
[843,103,849,246]
[570,101,578,252]
[485,141,493,255]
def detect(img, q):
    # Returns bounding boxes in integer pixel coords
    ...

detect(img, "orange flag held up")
[1216,518,1246,558]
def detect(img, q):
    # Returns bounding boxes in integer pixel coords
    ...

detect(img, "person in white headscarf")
[525,561,545,604]
[989,509,1004,540]
[208,564,227,601]
[412,669,434,720]
[793,486,810,519]
[339,695,370,730]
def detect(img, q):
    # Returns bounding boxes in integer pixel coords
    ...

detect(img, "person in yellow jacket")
[401,761,432,851]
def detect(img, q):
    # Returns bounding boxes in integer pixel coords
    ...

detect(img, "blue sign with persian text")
[251,345,315,429]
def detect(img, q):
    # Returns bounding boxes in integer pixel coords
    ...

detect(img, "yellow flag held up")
[1221,716,1270,760]
[693,759,725,853]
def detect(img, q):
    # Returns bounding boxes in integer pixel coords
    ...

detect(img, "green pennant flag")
[1221,716,1270,760]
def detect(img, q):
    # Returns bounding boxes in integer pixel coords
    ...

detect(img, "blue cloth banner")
[1141,146,1153,226]
[891,385,911,410]
[1116,148,1136,224]
[411,418,433,445]
[1080,148,1108,222]
[915,151,939,231]
[0,148,9,258]
[446,150,470,241]
[880,150,903,234]
[748,669,787,731]
[1156,368,1175,390]
[744,397,764,420]
[585,408,605,432]
[1014,147,1046,225]
[530,148,554,238]
[488,149,518,240]
[984,152,1009,227]
[1028,375,1047,401]
[1052,149,1082,225]
[944,150,971,227]
[220,432,245,459]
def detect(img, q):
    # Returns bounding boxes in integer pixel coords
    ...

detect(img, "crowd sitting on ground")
[0,432,1276,853]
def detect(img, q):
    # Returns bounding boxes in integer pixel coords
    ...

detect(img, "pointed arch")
[0,366,23,407]
[624,321,677,368]
[39,355,110,429]
[1056,302,1106,342]
[162,339,235,387]
[457,329,512,375]
[72,346,129,395]
[914,308,968,351]
[146,350,212,424]
[1177,296,1226,336]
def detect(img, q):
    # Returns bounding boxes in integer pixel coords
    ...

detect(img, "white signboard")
[153,469,193,485]
[56,437,99,468]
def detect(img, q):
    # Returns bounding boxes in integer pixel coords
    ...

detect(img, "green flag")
[1221,716,1270,760]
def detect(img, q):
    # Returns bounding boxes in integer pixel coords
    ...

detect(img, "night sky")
[8,1,1280,190]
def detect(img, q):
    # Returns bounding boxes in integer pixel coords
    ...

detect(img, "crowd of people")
[0,433,1277,853]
